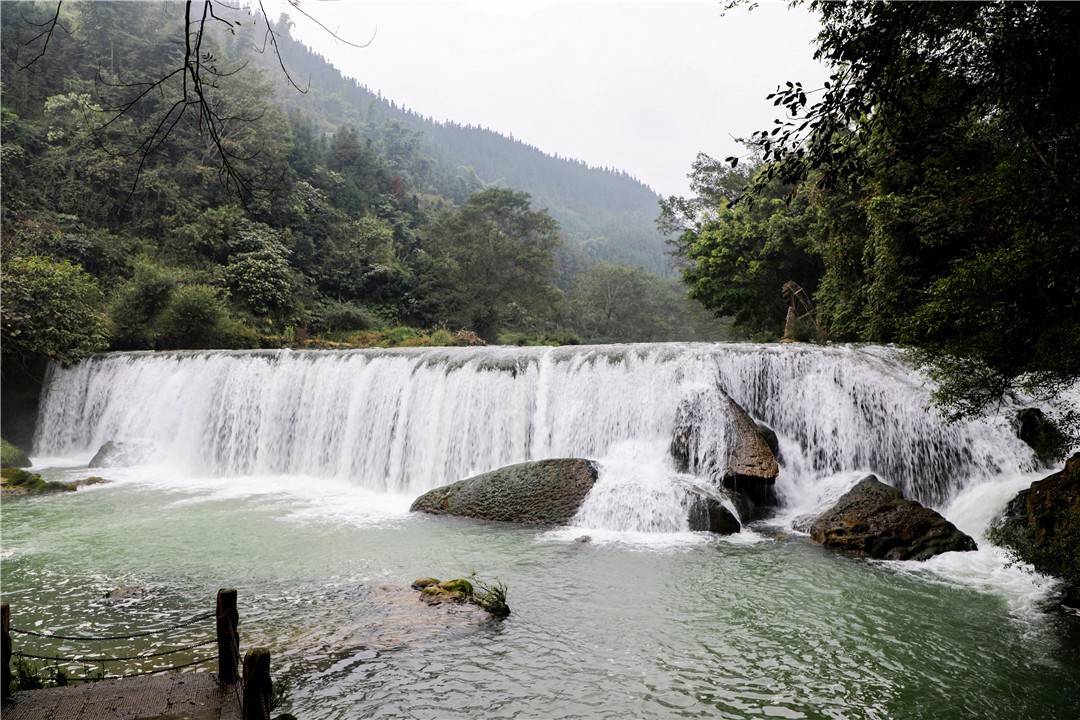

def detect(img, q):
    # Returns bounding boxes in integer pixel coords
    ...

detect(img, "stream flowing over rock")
[88,439,157,468]
[410,458,598,525]
[32,345,1046,533]
[990,453,1080,603]
[671,384,780,519]
[809,476,977,560]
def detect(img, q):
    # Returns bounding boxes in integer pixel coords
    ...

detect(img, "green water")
[2,475,1078,719]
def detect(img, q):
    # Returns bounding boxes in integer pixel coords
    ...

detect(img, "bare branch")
[286,0,376,49]
[17,1,64,71]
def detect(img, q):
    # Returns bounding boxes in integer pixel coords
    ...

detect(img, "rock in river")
[410,458,598,525]
[671,385,780,517]
[809,475,977,561]
[88,439,157,468]
[990,453,1080,604]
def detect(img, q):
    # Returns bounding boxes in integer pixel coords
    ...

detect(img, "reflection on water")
[2,476,1078,720]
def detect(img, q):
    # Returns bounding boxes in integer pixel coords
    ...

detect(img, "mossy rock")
[412,575,510,617]
[410,458,599,525]
[1,437,31,468]
[1,467,77,496]
[419,581,470,605]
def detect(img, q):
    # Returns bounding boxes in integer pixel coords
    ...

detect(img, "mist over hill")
[268,24,673,274]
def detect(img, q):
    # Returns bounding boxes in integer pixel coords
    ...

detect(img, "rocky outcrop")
[990,454,1080,603]
[671,386,780,518]
[88,439,156,468]
[410,458,598,525]
[809,476,977,560]
[1,437,31,468]
[1015,408,1068,466]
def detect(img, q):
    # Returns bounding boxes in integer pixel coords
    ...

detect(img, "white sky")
[280,0,826,196]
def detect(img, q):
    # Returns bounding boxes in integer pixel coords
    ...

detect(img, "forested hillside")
[0,0,728,386]
[268,25,672,274]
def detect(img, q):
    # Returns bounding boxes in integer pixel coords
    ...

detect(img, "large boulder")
[990,454,1080,604]
[88,439,157,468]
[671,386,779,516]
[809,476,977,561]
[410,458,598,525]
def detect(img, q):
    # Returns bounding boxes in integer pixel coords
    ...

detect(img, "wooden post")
[216,589,239,685]
[2,604,11,700]
[242,647,272,720]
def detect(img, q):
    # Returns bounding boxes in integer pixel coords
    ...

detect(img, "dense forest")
[0,0,727,384]
[663,1,1080,437]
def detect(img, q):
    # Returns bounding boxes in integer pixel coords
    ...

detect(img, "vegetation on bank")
[662,1,1079,435]
[1,438,31,468]
[0,1,727,381]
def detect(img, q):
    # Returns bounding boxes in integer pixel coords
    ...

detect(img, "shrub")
[109,260,180,349]
[0,255,110,367]
[313,301,378,333]
[224,246,294,318]
[154,285,256,349]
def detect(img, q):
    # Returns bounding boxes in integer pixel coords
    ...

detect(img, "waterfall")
[34,344,1038,526]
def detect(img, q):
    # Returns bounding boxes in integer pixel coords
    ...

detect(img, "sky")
[280,0,827,197]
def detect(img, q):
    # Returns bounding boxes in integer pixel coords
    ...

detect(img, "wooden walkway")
[0,671,241,720]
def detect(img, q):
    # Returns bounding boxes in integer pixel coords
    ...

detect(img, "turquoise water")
[2,470,1078,720]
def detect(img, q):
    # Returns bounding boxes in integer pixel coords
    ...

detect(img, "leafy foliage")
[672,1,1080,426]
[0,256,110,368]
[0,0,728,369]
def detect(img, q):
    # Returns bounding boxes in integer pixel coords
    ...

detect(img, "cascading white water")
[34,343,1040,531]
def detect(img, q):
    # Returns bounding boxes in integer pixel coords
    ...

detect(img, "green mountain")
[267,25,672,274]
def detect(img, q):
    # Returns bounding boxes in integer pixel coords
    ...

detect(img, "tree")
[715,1,1080,422]
[421,188,561,339]
[0,256,110,369]
[662,160,823,338]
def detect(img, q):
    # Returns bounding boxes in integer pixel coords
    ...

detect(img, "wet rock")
[574,535,592,544]
[990,453,1080,603]
[809,475,977,561]
[411,577,510,617]
[1,437,31,468]
[673,477,741,534]
[411,577,441,590]
[73,476,109,489]
[1015,408,1069,466]
[756,423,781,462]
[88,439,156,468]
[791,513,817,534]
[0,467,77,496]
[410,458,598,525]
[687,495,741,535]
[104,586,149,600]
[671,386,779,516]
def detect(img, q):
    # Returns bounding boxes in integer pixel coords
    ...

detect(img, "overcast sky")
[281,0,826,196]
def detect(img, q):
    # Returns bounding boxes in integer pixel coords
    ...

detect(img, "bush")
[0,255,110,367]
[154,285,256,349]
[109,260,180,349]
[224,246,294,319]
[313,301,378,333]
